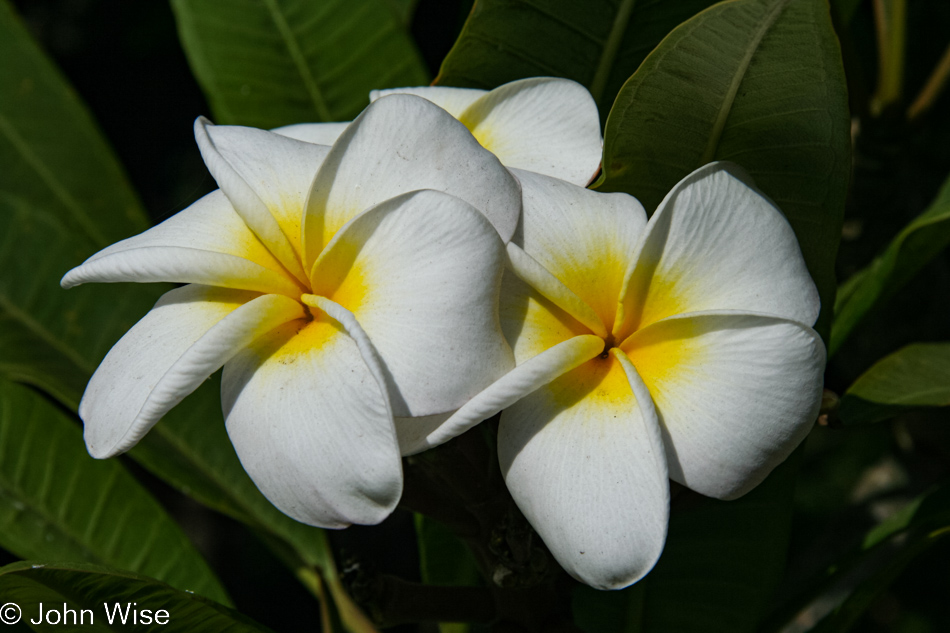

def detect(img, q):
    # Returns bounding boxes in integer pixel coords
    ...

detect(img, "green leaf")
[765,485,950,633]
[413,515,480,633]
[0,195,164,405]
[574,451,801,633]
[171,0,430,128]
[0,561,271,632]
[598,0,850,341]
[0,378,229,605]
[831,173,950,356]
[0,0,148,250]
[435,0,721,113]
[129,375,376,633]
[838,343,950,425]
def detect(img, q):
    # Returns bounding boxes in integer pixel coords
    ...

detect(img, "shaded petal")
[499,348,669,590]
[272,122,349,146]
[394,412,452,456]
[195,118,329,281]
[370,86,486,118]
[221,301,401,528]
[61,191,303,296]
[458,78,602,185]
[415,334,604,453]
[81,285,303,458]
[303,94,521,264]
[616,163,819,337]
[622,311,825,499]
[310,189,513,417]
[513,169,646,332]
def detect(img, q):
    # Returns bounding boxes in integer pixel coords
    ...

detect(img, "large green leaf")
[171,0,430,129]
[838,343,950,425]
[831,173,950,355]
[0,379,229,605]
[0,0,148,250]
[435,0,721,113]
[130,375,377,633]
[574,451,801,633]
[0,561,270,632]
[0,195,164,400]
[598,0,850,340]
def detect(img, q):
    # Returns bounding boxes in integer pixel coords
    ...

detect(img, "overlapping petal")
[499,348,668,590]
[81,285,304,458]
[195,119,330,282]
[303,94,521,264]
[272,121,349,146]
[61,191,303,296]
[221,302,401,528]
[372,80,602,186]
[622,311,825,499]
[310,189,513,417]
[616,163,820,337]
[513,169,646,332]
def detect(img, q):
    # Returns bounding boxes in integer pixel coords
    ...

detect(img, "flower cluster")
[63,78,824,589]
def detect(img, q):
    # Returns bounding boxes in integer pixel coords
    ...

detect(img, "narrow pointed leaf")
[0,379,229,605]
[171,0,430,128]
[0,0,148,250]
[0,561,271,632]
[832,172,950,355]
[435,0,720,114]
[598,0,850,340]
[838,343,950,425]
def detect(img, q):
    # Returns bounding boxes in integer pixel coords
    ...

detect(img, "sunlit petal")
[61,191,303,296]
[370,86,486,118]
[622,310,825,499]
[81,285,303,458]
[310,189,512,417]
[499,348,668,590]
[222,304,401,528]
[616,163,819,337]
[302,94,521,264]
[458,78,602,185]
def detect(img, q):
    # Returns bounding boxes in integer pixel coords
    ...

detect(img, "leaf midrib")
[263,0,333,122]
[700,0,792,165]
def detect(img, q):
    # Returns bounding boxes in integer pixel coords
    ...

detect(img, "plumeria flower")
[61,94,520,528]
[402,163,826,589]
[276,77,602,186]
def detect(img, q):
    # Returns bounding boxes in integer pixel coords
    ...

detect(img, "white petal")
[61,191,303,296]
[222,300,401,528]
[418,334,604,452]
[195,118,329,281]
[309,189,513,417]
[458,78,602,185]
[622,311,825,499]
[512,169,646,332]
[272,122,349,146]
[370,86,486,118]
[302,94,521,264]
[616,162,820,337]
[499,347,669,590]
[81,285,303,458]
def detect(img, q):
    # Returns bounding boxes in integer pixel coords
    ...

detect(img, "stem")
[907,41,950,121]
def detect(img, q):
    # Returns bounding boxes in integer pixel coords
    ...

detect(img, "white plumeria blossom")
[61,94,520,529]
[404,163,826,590]
[276,77,603,186]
